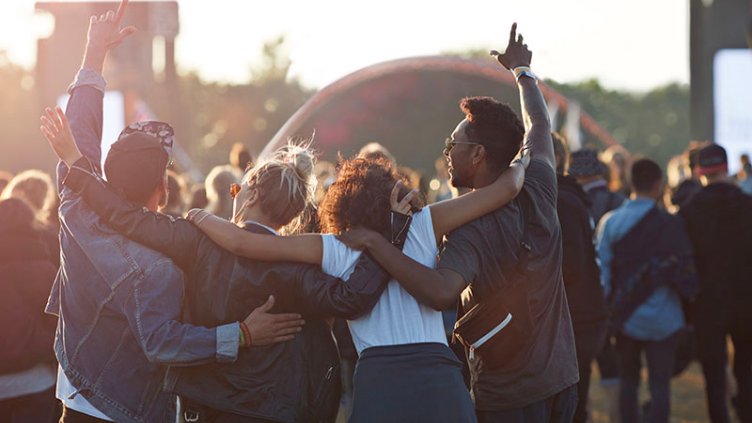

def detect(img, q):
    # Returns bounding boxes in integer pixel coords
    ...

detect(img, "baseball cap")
[695,144,728,176]
[104,121,174,204]
[568,148,602,177]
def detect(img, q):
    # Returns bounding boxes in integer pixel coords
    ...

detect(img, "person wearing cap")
[680,144,752,423]
[567,147,624,421]
[568,148,627,225]
[323,25,580,423]
[38,3,302,422]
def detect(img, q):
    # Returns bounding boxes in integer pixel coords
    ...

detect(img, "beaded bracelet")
[239,321,252,348]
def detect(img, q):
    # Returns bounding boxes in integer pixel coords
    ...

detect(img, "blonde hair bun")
[284,144,315,182]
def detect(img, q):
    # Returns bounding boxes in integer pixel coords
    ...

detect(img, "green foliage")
[546,78,691,168]
[0,40,691,179]
[142,36,313,175]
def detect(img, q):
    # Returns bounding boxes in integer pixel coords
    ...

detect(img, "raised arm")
[492,23,554,170]
[430,154,526,243]
[188,210,323,265]
[41,111,204,271]
[52,0,136,191]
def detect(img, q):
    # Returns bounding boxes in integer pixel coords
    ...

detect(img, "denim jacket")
[45,69,239,423]
[62,162,396,421]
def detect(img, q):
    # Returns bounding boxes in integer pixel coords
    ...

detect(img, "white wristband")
[512,66,537,83]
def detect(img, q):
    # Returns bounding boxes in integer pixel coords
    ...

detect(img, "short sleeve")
[437,224,482,285]
[406,207,439,256]
[320,234,361,279]
[525,159,557,207]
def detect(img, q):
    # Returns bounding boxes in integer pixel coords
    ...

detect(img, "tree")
[547,79,691,168]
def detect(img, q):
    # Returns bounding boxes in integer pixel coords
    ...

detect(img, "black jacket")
[680,182,752,319]
[556,175,609,325]
[0,228,58,374]
[64,165,391,422]
[587,183,626,226]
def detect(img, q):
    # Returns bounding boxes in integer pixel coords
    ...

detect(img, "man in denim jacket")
[42,4,300,422]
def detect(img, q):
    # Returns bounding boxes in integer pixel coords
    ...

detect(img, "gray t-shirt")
[438,159,579,410]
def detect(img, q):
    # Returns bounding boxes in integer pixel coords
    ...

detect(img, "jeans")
[596,334,621,382]
[0,388,59,423]
[695,313,752,423]
[476,384,578,423]
[616,332,678,423]
[572,320,609,423]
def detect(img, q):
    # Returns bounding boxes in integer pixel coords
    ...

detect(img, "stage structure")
[262,56,620,174]
[690,0,752,171]
[35,1,198,178]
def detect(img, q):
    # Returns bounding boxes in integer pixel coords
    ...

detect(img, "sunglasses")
[444,137,481,154]
[229,183,241,199]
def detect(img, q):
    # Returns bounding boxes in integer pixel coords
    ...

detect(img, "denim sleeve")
[57,69,106,194]
[595,215,613,298]
[63,164,207,272]
[120,259,239,364]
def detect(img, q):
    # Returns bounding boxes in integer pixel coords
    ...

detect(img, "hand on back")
[242,295,305,347]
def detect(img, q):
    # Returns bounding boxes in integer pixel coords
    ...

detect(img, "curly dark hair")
[460,96,524,170]
[319,157,415,236]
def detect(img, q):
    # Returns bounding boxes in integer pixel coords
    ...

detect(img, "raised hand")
[82,0,137,71]
[490,23,533,70]
[87,0,137,50]
[390,181,419,215]
[242,295,305,346]
[39,106,83,167]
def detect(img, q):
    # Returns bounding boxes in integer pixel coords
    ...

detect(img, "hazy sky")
[0,0,689,91]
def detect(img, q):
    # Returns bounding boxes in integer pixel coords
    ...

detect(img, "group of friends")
[1,0,750,423]
[30,1,576,422]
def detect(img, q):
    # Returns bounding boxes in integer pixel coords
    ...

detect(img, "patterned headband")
[117,121,175,158]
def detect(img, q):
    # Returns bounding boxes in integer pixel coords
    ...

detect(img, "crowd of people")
[1,1,751,423]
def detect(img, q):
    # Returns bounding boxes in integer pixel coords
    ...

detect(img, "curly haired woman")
[191,153,527,422]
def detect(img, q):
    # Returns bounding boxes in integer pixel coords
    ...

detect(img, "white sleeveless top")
[320,207,447,355]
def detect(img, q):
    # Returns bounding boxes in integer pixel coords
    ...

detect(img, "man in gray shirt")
[337,24,579,422]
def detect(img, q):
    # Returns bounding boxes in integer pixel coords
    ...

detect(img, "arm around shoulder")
[64,165,204,270]
[430,161,525,241]
[122,259,238,365]
[288,254,390,319]
[339,229,465,310]
[189,210,323,265]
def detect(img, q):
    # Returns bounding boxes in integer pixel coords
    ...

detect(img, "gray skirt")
[349,342,477,423]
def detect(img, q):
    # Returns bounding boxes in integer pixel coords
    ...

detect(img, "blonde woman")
[46,110,394,422]
[188,152,527,422]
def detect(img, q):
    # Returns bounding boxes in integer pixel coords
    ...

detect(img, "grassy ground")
[336,355,739,422]
[588,362,733,423]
